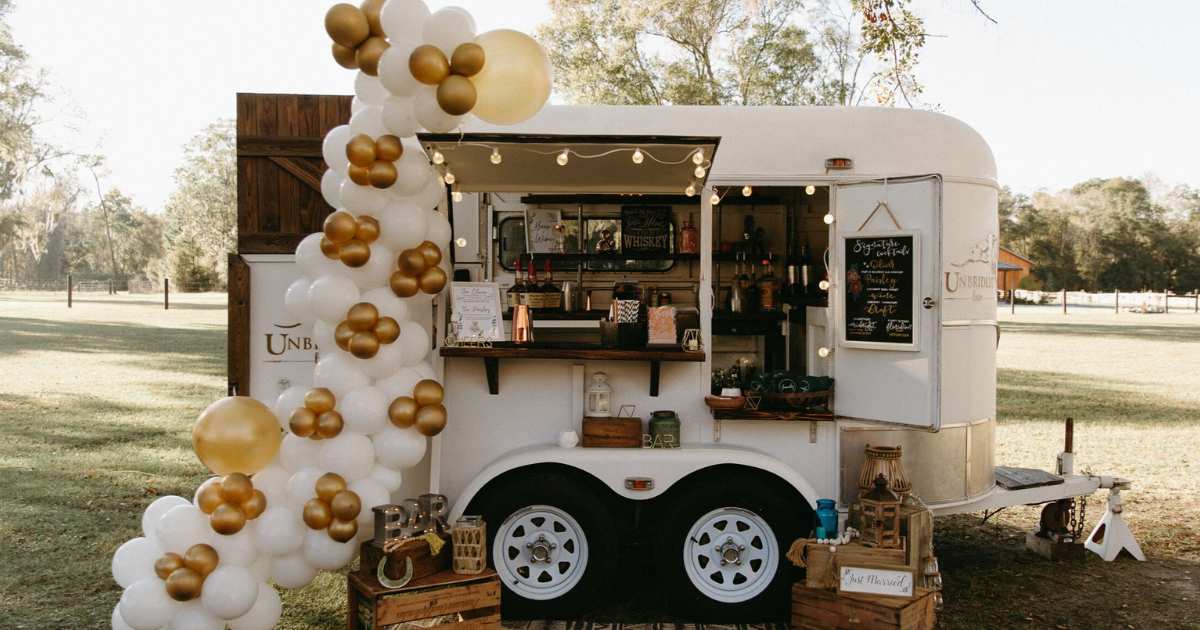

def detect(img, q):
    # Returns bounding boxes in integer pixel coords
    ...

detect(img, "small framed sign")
[620,206,672,255]
[449,282,503,342]
[525,208,564,254]
[837,563,915,599]
[839,230,921,351]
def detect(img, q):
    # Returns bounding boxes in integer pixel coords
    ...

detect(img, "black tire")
[468,468,618,619]
[652,469,811,622]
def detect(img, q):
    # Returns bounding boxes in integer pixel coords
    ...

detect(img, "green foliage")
[163,120,236,283]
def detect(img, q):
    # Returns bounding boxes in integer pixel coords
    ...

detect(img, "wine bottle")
[542,259,561,311]
[526,257,544,309]
[508,258,524,313]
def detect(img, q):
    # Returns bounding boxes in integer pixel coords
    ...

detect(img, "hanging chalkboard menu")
[620,206,672,255]
[841,232,919,349]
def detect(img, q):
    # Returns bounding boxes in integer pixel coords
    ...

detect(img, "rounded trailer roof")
[465,105,997,186]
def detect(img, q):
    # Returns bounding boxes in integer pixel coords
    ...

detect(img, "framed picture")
[524,208,564,254]
[838,230,921,351]
[449,282,503,342]
[837,563,916,599]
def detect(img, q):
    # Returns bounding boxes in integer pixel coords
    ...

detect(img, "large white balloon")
[362,287,411,323]
[269,553,319,589]
[349,105,389,138]
[320,169,343,208]
[141,495,190,541]
[318,432,376,482]
[112,604,136,630]
[348,477,391,529]
[252,465,290,507]
[369,464,404,493]
[286,467,324,507]
[313,353,371,398]
[302,529,358,570]
[381,95,419,137]
[393,148,437,196]
[381,0,431,42]
[411,362,438,380]
[295,233,345,280]
[307,274,360,323]
[379,44,422,99]
[423,7,477,55]
[284,277,313,322]
[112,537,160,588]
[279,434,321,473]
[312,319,337,357]
[414,175,445,210]
[339,386,390,435]
[375,367,425,401]
[354,72,390,106]
[249,555,272,582]
[155,504,212,555]
[167,602,223,630]
[361,340,406,379]
[373,426,427,469]
[414,86,463,133]
[347,242,395,291]
[377,199,429,252]
[273,385,308,430]
[398,320,430,365]
[200,565,259,620]
[340,179,390,215]
[210,522,259,567]
[351,96,368,116]
[322,125,353,174]
[426,210,453,248]
[119,578,181,630]
[254,507,305,557]
[228,584,282,630]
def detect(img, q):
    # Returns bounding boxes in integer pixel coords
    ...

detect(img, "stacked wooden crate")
[347,569,500,630]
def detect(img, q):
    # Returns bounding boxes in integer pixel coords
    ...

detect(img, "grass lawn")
[1,293,1197,628]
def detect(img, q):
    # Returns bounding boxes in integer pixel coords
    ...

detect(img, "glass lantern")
[585,371,612,418]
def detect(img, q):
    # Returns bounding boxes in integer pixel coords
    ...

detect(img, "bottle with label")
[758,254,779,311]
[526,256,543,309]
[679,218,699,254]
[508,258,524,313]
[541,259,561,311]
[731,253,751,314]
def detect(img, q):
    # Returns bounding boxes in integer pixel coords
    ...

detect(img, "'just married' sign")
[838,565,915,598]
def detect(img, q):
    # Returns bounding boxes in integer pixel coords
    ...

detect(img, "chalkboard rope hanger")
[856,202,904,232]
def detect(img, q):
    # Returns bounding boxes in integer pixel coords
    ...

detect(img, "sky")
[9,0,1200,212]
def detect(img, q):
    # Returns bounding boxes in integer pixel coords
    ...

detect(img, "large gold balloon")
[196,478,224,515]
[349,331,381,359]
[243,490,268,520]
[346,302,380,331]
[220,473,254,504]
[417,241,443,267]
[305,388,336,414]
[415,403,448,437]
[328,518,359,543]
[399,249,427,275]
[325,3,370,48]
[450,43,486,78]
[192,397,282,476]
[334,322,356,352]
[346,134,377,168]
[330,490,362,521]
[339,239,371,268]
[303,498,334,530]
[413,379,445,407]
[323,211,358,244]
[315,472,348,502]
[165,567,204,602]
[183,544,220,577]
[360,0,385,37]
[357,36,389,77]
[332,43,359,70]
[356,215,380,243]
[368,160,398,189]
[390,272,419,298]
[289,407,318,438]
[437,75,478,116]
[347,164,372,186]
[470,29,552,125]
[373,317,400,344]
[409,45,450,85]
[316,410,345,439]
[388,396,417,428]
[374,136,403,162]
[155,553,185,580]
[419,267,448,294]
[211,503,247,536]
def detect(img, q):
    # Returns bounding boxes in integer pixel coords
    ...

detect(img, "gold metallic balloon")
[347,164,372,186]
[390,272,419,298]
[155,553,185,580]
[183,544,220,577]
[328,518,359,543]
[243,489,268,520]
[303,498,333,530]
[469,29,553,125]
[305,388,337,414]
[355,215,380,244]
[334,322,356,352]
[332,42,359,70]
[356,36,389,77]
[320,236,341,260]
[399,249,427,275]
[349,331,381,359]
[409,44,450,85]
[360,0,385,36]
[346,134,377,168]
[450,42,486,78]
[220,473,254,504]
[325,3,370,48]
[165,567,204,602]
[196,478,224,515]
[315,472,348,502]
[330,490,362,521]
[316,410,345,439]
[192,397,282,476]
[419,266,448,294]
[324,211,359,244]
[211,502,247,536]
[388,396,417,428]
[289,407,318,438]
[415,403,448,437]
[373,317,400,344]
[346,302,380,331]
[418,241,443,267]
[368,160,398,189]
[413,379,445,407]
[374,135,403,162]
[437,75,478,116]
[339,239,371,268]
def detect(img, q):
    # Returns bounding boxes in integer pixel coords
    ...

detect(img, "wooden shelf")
[440,343,705,396]
[711,408,835,422]
[528,252,700,262]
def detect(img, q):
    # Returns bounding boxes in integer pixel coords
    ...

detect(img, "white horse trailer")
[238,105,1136,620]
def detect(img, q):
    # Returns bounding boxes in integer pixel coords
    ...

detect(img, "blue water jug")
[815,499,838,539]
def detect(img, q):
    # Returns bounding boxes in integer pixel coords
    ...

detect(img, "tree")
[163,120,236,285]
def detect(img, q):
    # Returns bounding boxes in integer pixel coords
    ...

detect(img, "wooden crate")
[348,569,500,630]
[792,584,936,630]
[358,534,451,582]
[581,417,642,447]
[790,540,907,590]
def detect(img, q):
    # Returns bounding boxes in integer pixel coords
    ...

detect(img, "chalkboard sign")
[620,206,672,255]
[841,232,920,349]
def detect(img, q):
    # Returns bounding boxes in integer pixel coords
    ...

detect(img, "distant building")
[997,246,1033,292]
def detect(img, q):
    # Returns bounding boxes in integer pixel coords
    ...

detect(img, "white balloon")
[351,96,368,116]
[379,44,422,99]
[393,148,436,196]
[167,602,223,630]
[201,565,259,620]
[210,522,259,567]
[362,287,411,323]
[269,553,319,589]
[381,0,431,42]
[307,274,360,323]
[142,496,190,541]
[377,199,429,252]
[369,464,404,493]
[112,537,160,588]
[312,319,337,357]
[349,105,389,138]
[373,426,427,469]
[296,232,346,280]
[426,210,453,248]
[313,353,371,398]
[412,362,438,380]
[375,367,424,400]
[228,584,282,630]
[347,242,395,291]
[398,321,430,365]
[318,432,376,482]
[339,386,390,435]
[414,86,463,133]
[322,125,353,174]
[340,179,390,214]
[252,465,290,507]
[302,529,358,570]
[354,72,390,106]
[119,578,181,630]
[274,386,310,430]
[320,169,343,208]
[414,175,445,210]
[253,507,305,557]
[112,604,136,630]
[155,504,211,555]
[381,95,419,137]
[279,434,321,473]
[249,555,272,582]
[362,340,406,379]
[348,478,391,529]
[284,277,313,322]
[423,6,477,55]
[286,468,323,507]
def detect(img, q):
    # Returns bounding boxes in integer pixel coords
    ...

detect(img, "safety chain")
[1068,495,1088,541]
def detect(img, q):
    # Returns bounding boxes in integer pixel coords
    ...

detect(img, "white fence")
[1012,289,1200,313]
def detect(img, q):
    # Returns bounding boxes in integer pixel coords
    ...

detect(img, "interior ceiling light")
[442,170,456,185]
[694,165,706,179]
[685,183,696,197]
[631,148,644,164]
[692,150,705,165]
[806,185,816,195]
[556,149,570,166]
[490,149,502,165]
[431,150,445,165]
[742,185,752,197]
[710,192,721,205]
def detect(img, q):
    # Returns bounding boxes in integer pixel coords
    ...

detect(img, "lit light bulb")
[710,192,721,205]
[818,347,831,358]
[742,185,753,197]
[819,280,830,291]
[455,237,468,248]
[805,185,816,195]
[685,184,696,197]
[632,148,644,164]
[556,149,570,166]
[823,213,834,225]
[432,150,445,165]
[490,149,503,165]
[692,150,705,165]
[442,171,456,185]
[694,165,706,179]
[452,191,464,202]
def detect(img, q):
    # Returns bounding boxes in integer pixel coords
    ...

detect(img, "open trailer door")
[831,176,942,430]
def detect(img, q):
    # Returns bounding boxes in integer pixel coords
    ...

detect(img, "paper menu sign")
[525,208,564,254]
[449,282,503,342]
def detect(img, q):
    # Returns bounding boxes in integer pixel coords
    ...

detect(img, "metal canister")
[648,410,681,448]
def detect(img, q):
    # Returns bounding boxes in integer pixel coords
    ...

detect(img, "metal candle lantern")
[585,371,612,417]
[859,473,903,549]
[452,515,487,575]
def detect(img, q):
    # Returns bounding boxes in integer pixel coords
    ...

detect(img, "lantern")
[585,371,612,418]
[859,473,903,549]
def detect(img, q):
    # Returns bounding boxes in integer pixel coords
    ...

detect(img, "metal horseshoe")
[376,556,414,589]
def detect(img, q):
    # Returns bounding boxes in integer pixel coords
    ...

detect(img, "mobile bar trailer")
[232,95,1141,620]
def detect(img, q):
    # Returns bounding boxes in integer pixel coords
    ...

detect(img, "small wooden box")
[795,541,907,590]
[348,569,500,630]
[358,534,451,582]
[792,584,936,630]
[581,417,642,447]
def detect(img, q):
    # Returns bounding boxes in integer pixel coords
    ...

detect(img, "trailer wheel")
[653,471,808,621]
[471,470,616,618]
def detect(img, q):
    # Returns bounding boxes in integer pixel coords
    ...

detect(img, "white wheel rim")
[683,507,779,603]
[492,505,589,601]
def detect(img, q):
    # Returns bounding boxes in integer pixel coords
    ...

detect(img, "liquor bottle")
[679,218,699,254]
[758,254,779,312]
[526,256,543,309]
[541,259,561,311]
[733,253,753,314]
[508,258,524,313]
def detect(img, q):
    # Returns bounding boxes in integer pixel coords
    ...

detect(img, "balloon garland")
[111,2,551,627]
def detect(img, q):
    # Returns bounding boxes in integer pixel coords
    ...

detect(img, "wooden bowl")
[704,395,746,411]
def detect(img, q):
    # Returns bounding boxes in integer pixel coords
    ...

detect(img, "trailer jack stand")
[1084,483,1145,562]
